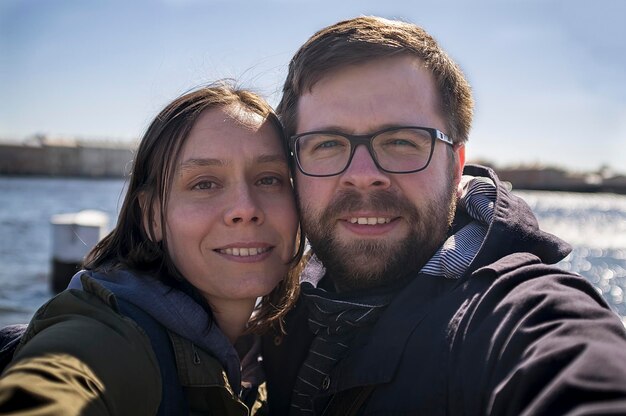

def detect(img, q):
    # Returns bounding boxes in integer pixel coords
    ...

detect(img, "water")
[1,178,625,327]
[515,190,626,322]
[0,177,128,327]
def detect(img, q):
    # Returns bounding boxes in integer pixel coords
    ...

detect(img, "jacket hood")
[464,164,571,272]
[67,269,242,391]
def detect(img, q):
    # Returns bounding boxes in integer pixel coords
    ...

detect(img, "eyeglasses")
[290,126,453,177]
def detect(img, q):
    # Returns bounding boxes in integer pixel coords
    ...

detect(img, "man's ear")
[454,143,466,182]
[139,193,162,242]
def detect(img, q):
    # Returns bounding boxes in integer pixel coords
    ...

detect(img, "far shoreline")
[1,139,625,195]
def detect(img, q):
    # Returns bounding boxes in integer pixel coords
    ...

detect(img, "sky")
[1,0,625,174]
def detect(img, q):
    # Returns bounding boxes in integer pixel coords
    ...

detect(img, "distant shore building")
[493,165,626,194]
[1,137,625,194]
[0,135,136,178]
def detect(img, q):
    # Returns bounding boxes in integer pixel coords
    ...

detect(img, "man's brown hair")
[277,16,474,145]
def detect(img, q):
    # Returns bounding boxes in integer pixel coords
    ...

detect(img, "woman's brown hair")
[84,80,304,333]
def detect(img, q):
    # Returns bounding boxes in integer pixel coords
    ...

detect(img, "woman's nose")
[223,185,264,225]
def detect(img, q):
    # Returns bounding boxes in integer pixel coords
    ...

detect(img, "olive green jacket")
[0,276,264,415]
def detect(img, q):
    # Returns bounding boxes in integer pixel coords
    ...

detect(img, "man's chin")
[330,264,410,292]
[316,240,410,291]
[334,233,405,252]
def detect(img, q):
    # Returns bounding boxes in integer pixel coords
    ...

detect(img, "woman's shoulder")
[1,276,162,414]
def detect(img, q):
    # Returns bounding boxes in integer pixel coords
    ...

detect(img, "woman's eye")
[257,176,282,186]
[192,181,217,190]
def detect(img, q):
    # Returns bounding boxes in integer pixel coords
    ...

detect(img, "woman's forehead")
[219,104,267,131]
[178,105,281,163]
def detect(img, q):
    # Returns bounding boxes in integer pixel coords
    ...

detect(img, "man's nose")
[339,145,391,190]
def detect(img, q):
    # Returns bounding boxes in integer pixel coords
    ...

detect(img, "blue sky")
[1,0,624,173]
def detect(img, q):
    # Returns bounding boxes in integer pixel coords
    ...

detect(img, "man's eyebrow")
[301,124,411,134]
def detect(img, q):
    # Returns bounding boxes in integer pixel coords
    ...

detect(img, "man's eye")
[315,140,341,150]
[386,138,417,147]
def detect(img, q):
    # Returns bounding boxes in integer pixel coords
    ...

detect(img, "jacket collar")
[327,274,456,392]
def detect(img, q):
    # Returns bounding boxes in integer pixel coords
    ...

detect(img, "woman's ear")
[139,192,162,242]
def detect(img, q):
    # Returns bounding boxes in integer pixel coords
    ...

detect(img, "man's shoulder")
[472,252,603,306]
[451,252,625,353]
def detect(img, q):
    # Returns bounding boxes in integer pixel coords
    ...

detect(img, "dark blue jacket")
[262,165,626,415]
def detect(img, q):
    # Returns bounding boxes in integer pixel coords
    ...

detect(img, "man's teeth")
[219,247,270,256]
[349,217,391,225]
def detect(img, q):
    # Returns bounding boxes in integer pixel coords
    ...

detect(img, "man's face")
[295,56,465,291]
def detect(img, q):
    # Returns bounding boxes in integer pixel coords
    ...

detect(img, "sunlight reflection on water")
[515,190,626,323]
[0,179,624,327]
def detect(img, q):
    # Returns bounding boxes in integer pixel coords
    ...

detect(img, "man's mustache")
[320,189,419,223]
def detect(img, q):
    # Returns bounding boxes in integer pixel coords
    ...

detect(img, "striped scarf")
[421,175,496,278]
[289,176,496,414]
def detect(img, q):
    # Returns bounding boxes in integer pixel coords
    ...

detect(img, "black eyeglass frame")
[289,126,454,177]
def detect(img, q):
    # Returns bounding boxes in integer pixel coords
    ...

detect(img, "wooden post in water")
[50,210,109,293]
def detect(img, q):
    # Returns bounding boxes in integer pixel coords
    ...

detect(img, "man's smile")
[348,217,392,225]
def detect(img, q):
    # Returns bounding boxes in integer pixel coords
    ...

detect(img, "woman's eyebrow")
[180,158,227,172]
[179,154,287,172]
[256,154,288,165]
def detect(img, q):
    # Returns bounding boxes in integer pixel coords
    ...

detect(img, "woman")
[0,81,303,415]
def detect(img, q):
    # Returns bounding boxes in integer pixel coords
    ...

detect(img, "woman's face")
[154,105,298,307]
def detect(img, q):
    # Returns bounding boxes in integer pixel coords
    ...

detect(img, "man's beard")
[300,177,458,292]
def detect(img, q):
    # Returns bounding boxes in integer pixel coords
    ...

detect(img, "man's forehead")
[295,56,441,132]
[302,55,427,91]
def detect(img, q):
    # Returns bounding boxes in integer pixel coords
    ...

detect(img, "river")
[1,177,625,327]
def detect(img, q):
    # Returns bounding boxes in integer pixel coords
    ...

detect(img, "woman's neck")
[208,298,256,344]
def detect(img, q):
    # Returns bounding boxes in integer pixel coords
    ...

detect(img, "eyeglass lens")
[295,128,434,175]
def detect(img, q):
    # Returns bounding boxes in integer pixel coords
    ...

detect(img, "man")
[262,16,626,415]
